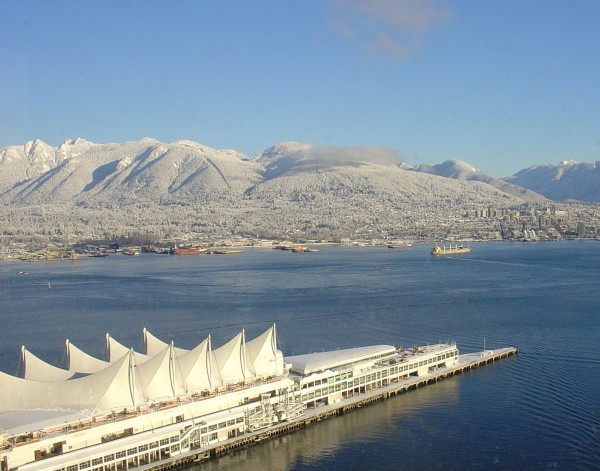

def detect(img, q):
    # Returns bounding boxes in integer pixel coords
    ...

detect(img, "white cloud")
[328,0,451,60]
[302,145,405,165]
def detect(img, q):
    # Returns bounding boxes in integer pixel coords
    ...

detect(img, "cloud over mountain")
[300,145,404,165]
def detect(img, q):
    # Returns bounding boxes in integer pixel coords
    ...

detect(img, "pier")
[140,347,517,470]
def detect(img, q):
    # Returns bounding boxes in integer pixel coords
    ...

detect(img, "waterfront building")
[0,327,459,471]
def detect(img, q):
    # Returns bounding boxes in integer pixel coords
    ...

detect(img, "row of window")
[201,416,245,434]
[55,434,180,471]
[300,363,370,389]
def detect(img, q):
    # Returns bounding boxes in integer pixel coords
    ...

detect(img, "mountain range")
[504,161,600,202]
[0,138,596,242]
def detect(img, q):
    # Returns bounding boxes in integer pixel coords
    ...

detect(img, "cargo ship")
[431,244,471,255]
[169,246,208,255]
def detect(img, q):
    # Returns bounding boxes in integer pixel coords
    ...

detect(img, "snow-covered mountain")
[503,160,600,202]
[0,138,575,242]
[1,138,261,205]
[413,159,479,179]
[1,139,544,207]
[411,159,548,202]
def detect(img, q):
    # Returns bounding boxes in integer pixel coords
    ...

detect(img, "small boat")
[431,245,471,256]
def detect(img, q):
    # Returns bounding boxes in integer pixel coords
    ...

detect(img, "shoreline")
[1,238,599,263]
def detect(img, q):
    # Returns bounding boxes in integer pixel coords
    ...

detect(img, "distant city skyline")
[2,1,599,177]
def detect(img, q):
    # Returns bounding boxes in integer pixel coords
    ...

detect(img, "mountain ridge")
[503,160,600,202]
[0,137,596,242]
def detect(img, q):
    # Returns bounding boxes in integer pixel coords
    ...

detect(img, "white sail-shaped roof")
[143,328,189,357]
[0,352,146,413]
[245,325,284,378]
[1,327,290,417]
[211,331,252,386]
[136,344,186,401]
[66,340,110,374]
[20,346,75,381]
[106,334,149,364]
[176,337,214,392]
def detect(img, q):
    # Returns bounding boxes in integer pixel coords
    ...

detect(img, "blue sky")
[2,0,599,177]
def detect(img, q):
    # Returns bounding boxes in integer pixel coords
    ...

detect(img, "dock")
[140,346,517,470]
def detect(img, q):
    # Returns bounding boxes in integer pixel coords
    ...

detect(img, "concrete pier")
[141,347,517,470]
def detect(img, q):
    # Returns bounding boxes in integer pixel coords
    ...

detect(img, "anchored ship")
[431,244,471,255]
[169,246,208,255]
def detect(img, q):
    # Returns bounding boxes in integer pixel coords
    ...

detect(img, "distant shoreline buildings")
[0,201,599,257]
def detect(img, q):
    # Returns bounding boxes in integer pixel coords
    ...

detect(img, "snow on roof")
[285,345,396,375]
[0,409,89,435]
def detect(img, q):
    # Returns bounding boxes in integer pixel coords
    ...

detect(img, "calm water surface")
[0,241,598,470]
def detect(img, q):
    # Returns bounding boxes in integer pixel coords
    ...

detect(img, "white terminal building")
[0,326,459,471]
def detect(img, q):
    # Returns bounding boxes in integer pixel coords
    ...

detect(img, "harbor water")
[0,241,598,470]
